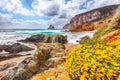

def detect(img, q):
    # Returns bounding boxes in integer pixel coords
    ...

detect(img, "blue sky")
[0,0,120,29]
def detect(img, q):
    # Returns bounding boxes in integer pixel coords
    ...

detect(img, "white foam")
[0,34,30,45]
[66,31,94,44]
[0,30,94,45]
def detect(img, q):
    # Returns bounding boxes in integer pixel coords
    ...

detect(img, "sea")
[0,29,94,45]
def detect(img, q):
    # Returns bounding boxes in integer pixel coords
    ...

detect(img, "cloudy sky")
[0,0,120,29]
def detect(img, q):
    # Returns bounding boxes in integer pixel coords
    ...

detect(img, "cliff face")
[94,6,120,42]
[63,5,120,31]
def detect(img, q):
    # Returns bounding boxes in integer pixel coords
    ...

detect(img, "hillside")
[63,4,120,32]
[94,6,120,42]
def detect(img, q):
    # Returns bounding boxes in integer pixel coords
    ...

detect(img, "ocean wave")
[16,30,64,34]
[0,30,94,44]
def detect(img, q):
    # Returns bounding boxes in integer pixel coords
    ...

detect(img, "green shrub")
[79,36,106,45]
[94,26,115,38]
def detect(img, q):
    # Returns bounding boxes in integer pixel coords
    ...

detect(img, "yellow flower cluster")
[66,39,120,80]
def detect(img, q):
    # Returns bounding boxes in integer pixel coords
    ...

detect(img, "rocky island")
[48,25,55,30]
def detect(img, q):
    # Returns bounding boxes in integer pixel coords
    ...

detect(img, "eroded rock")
[2,43,66,80]
[1,57,39,80]
[34,43,65,64]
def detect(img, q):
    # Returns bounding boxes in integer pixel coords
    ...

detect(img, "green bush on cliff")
[79,36,91,44]
[94,26,115,38]
[79,36,105,45]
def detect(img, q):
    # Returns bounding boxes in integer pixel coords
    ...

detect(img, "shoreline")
[0,41,79,79]
[0,32,92,80]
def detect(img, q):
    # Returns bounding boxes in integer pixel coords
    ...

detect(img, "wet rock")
[19,34,67,44]
[19,34,45,43]
[1,57,39,80]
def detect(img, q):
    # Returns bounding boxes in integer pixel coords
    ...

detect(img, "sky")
[0,0,120,29]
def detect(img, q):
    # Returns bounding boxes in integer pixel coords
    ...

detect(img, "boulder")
[1,57,39,80]
[19,34,67,44]
[34,43,66,72]
[34,43,65,64]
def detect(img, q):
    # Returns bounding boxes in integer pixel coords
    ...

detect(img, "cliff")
[63,5,120,32]
[94,6,120,42]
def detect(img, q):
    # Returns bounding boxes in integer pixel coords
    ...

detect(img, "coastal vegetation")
[66,6,120,80]
[94,26,116,39]
[66,39,120,80]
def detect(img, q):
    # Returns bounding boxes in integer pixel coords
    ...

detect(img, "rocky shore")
[0,34,76,80]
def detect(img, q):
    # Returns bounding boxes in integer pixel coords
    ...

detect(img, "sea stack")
[48,25,55,30]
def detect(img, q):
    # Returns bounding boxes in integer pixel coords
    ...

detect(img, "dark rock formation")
[63,5,120,31]
[19,34,67,44]
[0,43,34,53]
[48,25,55,30]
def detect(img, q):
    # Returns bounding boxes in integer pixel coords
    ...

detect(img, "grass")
[94,26,116,39]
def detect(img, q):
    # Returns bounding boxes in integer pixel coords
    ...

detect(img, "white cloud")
[0,0,34,16]
[32,0,63,16]
[94,0,120,9]
[0,0,120,29]
[11,19,49,29]
[0,13,13,28]
[0,13,49,29]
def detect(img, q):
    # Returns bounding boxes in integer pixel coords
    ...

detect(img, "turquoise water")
[0,29,67,35]
[0,29,94,44]
[15,30,67,35]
